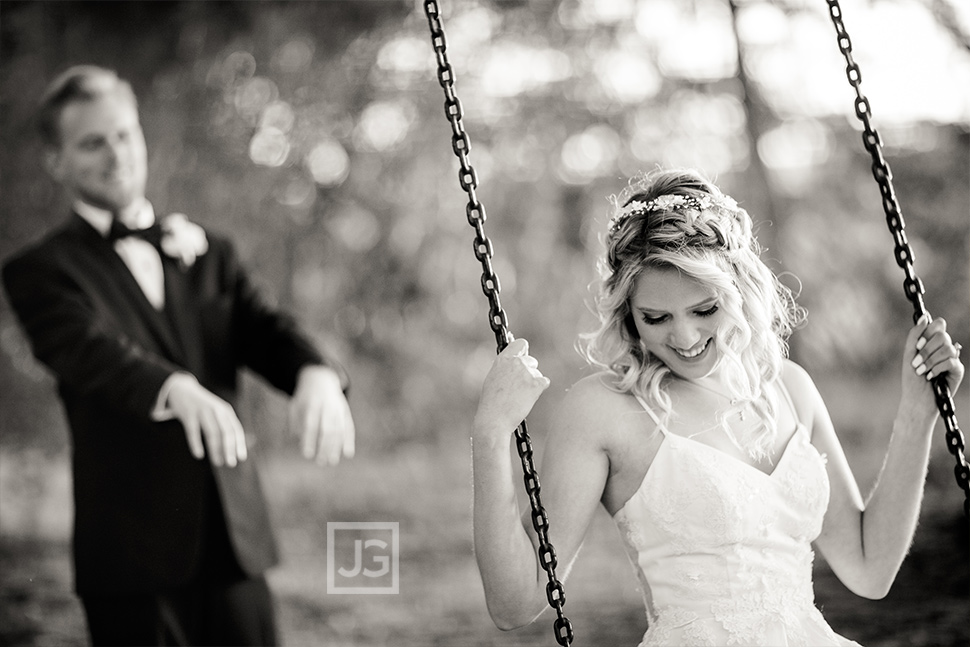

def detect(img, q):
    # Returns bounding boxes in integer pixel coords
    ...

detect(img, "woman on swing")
[472,167,963,646]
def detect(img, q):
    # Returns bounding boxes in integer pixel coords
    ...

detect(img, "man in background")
[2,65,355,646]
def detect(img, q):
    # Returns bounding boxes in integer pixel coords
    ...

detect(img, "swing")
[422,1,968,643]
[823,1,968,519]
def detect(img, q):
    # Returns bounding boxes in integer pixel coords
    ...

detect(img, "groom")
[2,66,355,645]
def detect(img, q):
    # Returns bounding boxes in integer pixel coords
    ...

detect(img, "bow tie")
[108,219,163,248]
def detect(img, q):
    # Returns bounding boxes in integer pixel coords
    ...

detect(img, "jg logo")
[327,522,399,594]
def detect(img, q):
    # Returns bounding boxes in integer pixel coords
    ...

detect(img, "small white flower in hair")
[160,213,208,268]
[651,194,692,211]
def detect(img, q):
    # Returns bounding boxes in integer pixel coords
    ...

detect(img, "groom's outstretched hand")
[165,373,248,467]
[291,365,355,466]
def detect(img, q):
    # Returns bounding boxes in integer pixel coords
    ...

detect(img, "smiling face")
[45,90,147,214]
[629,265,726,380]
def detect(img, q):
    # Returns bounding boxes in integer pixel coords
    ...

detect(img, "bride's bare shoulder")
[564,372,626,403]
[556,372,646,431]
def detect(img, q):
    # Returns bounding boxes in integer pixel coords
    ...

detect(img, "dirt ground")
[0,445,967,647]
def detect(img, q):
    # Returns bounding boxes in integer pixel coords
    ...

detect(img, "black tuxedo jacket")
[3,213,346,595]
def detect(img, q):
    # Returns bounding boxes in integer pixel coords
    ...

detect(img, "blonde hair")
[579,168,806,460]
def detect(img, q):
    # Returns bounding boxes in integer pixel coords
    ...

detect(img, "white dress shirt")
[75,199,165,309]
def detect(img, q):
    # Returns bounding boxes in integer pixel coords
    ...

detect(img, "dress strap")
[776,376,801,426]
[632,393,667,434]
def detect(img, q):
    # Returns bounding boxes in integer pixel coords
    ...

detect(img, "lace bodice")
[613,393,863,646]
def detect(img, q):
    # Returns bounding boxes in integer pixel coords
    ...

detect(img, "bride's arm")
[472,340,610,629]
[800,315,963,599]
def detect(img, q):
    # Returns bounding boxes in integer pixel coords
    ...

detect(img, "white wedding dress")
[613,391,863,646]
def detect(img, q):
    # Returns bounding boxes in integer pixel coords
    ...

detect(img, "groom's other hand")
[290,365,355,466]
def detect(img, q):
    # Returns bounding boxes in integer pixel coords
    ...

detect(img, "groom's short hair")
[37,65,138,148]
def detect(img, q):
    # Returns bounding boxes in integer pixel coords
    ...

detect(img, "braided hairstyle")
[579,168,805,460]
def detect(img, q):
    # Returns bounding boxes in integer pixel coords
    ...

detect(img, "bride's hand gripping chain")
[474,338,551,445]
[903,314,964,424]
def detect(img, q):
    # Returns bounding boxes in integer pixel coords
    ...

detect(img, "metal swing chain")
[422,1,575,643]
[825,0,969,517]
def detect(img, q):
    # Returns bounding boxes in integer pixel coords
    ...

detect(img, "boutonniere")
[160,213,208,268]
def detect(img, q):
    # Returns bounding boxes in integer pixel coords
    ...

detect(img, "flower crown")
[607,192,739,237]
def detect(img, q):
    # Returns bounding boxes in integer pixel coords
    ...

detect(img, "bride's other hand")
[903,314,964,421]
[474,338,551,440]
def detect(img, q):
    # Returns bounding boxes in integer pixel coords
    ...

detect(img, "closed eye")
[638,302,718,325]
[640,312,667,325]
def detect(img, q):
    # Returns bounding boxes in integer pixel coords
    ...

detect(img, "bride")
[470,168,963,645]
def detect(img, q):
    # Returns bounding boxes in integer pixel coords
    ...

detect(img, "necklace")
[688,377,747,421]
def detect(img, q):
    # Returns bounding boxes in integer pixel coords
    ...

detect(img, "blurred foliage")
[0,0,967,459]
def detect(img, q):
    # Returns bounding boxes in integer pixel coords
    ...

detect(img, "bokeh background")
[1,0,967,645]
